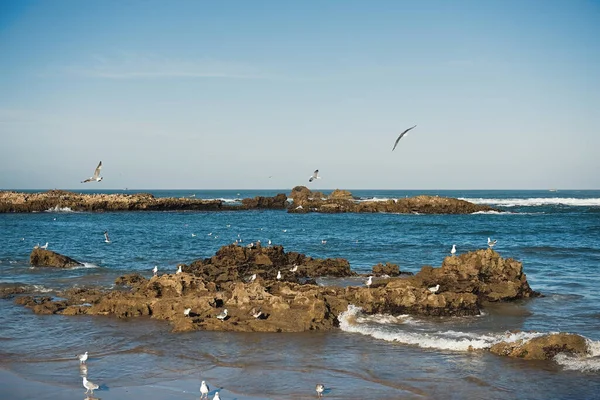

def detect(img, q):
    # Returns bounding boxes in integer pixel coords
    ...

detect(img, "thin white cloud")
[63,53,275,80]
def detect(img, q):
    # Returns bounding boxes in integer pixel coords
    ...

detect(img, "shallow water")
[1,189,600,399]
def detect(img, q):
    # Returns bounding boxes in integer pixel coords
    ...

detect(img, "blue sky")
[1,0,599,190]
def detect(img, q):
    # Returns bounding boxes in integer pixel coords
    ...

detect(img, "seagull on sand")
[365,276,373,287]
[83,376,99,394]
[82,161,103,183]
[153,265,158,276]
[200,380,210,399]
[451,244,457,256]
[217,309,228,321]
[184,308,191,317]
[104,231,111,243]
[40,242,49,250]
[487,237,498,248]
[316,383,325,397]
[428,284,440,293]
[78,351,88,364]
[290,264,298,272]
[391,125,417,151]
[176,265,182,274]
[309,169,321,183]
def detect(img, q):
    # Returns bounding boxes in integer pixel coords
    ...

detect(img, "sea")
[1,189,599,400]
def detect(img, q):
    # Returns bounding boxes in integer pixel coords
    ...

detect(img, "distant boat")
[548,189,558,192]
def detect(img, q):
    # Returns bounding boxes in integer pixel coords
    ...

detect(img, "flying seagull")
[82,161,103,183]
[392,125,417,151]
[488,237,498,248]
[309,169,321,182]
[104,231,111,243]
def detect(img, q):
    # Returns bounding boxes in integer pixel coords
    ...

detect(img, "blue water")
[1,189,600,399]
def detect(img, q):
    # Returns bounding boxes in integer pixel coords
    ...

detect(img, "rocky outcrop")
[183,244,355,284]
[241,194,288,209]
[410,249,539,302]
[29,248,83,268]
[371,262,403,277]
[287,187,498,214]
[15,246,539,334]
[489,333,589,360]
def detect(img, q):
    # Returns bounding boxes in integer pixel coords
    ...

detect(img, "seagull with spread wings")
[392,125,417,151]
[309,169,321,182]
[82,161,103,183]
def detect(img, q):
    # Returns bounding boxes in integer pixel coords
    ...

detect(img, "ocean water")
[1,189,600,399]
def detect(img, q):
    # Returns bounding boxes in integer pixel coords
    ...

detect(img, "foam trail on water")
[460,198,600,207]
[44,206,76,212]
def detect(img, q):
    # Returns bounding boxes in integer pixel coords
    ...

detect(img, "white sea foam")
[70,262,100,269]
[470,210,516,215]
[31,284,54,293]
[460,197,600,207]
[339,305,557,352]
[44,206,75,212]
[554,339,600,371]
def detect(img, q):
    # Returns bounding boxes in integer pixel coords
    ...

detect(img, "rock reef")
[15,246,537,333]
[0,188,498,214]
[29,248,83,268]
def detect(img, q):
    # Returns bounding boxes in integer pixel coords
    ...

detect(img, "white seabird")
[252,308,263,319]
[290,264,298,272]
[40,242,49,250]
[316,383,325,397]
[200,380,210,399]
[82,376,99,394]
[268,239,272,246]
[451,244,456,256]
[82,161,103,183]
[391,125,417,151]
[78,351,88,364]
[153,265,158,276]
[487,237,497,248]
[176,265,182,274]
[213,392,221,400]
[309,169,321,183]
[184,308,191,317]
[248,273,257,282]
[321,239,327,245]
[216,309,228,321]
[277,270,282,280]
[428,284,440,293]
[365,276,373,287]
[104,231,111,243]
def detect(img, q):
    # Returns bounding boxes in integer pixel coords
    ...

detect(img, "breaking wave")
[339,305,600,371]
[460,198,600,207]
[44,206,75,212]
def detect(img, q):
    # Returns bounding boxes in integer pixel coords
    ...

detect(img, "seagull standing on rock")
[451,244,456,256]
[153,265,158,276]
[290,264,298,272]
[176,265,182,274]
[277,270,282,280]
[40,242,49,250]
[428,284,440,293]
[365,276,373,287]
[184,308,191,317]
[217,309,228,321]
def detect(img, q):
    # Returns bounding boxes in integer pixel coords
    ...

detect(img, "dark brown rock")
[372,262,401,276]
[29,248,83,268]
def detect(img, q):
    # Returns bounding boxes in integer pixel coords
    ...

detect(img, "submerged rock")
[29,248,83,268]
[489,333,589,360]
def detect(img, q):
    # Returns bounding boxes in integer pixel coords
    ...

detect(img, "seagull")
[82,161,103,183]
[176,265,182,274]
[391,125,417,151]
[290,264,298,272]
[248,273,257,283]
[451,244,457,256]
[321,239,327,245]
[252,308,263,319]
[316,383,325,397]
[487,237,497,248]
[200,380,210,399]
[216,309,228,321]
[268,239,272,246]
[428,284,440,293]
[191,233,197,237]
[103,231,111,243]
[213,392,221,400]
[83,376,99,394]
[153,265,158,276]
[78,351,88,364]
[184,308,191,317]
[277,270,282,280]
[309,169,321,183]
[40,242,49,250]
[365,276,373,287]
